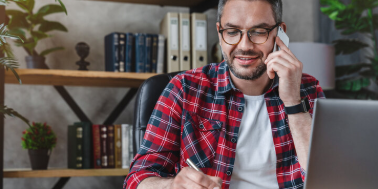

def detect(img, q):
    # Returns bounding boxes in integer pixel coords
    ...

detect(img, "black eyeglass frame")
[218,22,282,45]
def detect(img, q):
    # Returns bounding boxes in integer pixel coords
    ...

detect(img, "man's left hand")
[265,36,303,106]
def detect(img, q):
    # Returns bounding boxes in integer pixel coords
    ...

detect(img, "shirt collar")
[215,61,280,95]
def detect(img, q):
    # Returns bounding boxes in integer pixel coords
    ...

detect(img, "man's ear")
[280,22,287,33]
[216,22,222,46]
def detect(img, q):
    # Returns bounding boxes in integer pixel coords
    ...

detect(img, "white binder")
[160,12,180,73]
[179,13,191,71]
[191,13,208,69]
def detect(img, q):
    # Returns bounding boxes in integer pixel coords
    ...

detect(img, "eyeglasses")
[218,23,281,45]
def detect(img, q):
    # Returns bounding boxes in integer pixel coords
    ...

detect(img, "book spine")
[122,124,130,168]
[100,125,108,168]
[135,33,146,73]
[114,33,120,72]
[81,122,93,169]
[114,125,122,168]
[125,33,135,72]
[145,34,152,73]
[157,35,165,74]
[67,125,77,169]
[92,124,102,169]
[104,33,119,72]
[107,125,115,168]
[119,33,126,72]
[151,35,158,73]
[128,124,134,164]
[76,125,83,169]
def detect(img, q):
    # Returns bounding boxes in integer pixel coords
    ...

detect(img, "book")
[191,13,208,68]
[100,125,108,168]
[107,125,115,168]
[105,32,120,72]
[119,33,126,72]
[145,34,153,73]
[135,33,146,73]
[157,35,165,73]
[125,33,135,72]
[160,12,180,72]
[92,124,102,169]
[114,124,122,168]
[151,34,159,73]
[74,122,93,169]
[67,125,83,169]
[179,13,191,71]
[128,124,134,164]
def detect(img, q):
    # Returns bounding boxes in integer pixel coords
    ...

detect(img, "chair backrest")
[132,72,181,156]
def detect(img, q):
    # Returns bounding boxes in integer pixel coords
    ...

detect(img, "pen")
[186,158,203,173]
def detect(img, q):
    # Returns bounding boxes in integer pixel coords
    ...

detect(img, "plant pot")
[28,149,50,170]
[25,56,47,69]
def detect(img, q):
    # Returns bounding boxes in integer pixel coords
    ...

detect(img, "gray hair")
[217,0,283,24]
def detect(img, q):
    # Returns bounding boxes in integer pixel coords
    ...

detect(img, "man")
[124,0,325,188]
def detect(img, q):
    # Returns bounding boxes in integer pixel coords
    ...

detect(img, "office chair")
[132,71,181,157]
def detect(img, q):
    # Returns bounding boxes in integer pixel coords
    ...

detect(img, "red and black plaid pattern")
[124,61,325,189]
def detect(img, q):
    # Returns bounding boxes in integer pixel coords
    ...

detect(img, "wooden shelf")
[3,168,129,178]
[5,69,157,88]
[86,0,205,7]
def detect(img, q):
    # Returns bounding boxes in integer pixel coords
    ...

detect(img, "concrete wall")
[3,0,319,188]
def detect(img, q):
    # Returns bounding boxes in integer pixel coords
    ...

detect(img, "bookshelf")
[4,69,157,88]
[0,0,219,189]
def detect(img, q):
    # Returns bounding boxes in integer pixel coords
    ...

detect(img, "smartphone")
[273,26,289,52]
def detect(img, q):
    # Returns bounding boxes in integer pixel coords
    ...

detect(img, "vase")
[25,56,47,69]
[28,149,50,170]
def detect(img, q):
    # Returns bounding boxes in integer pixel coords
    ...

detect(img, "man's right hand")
[169,167,223,189]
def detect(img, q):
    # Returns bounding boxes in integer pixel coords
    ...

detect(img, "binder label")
[170,18,179,50]
[182,19,190,51]
[195,20,207,51]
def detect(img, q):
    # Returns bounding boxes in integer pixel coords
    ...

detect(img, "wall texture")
[4,0,319,188]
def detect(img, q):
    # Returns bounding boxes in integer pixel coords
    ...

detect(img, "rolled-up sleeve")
[124,75,184,189]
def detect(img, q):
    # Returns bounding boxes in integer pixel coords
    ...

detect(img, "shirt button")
[199,124,204,129]
[238,106,243,112]
[226,170,232,176]
[231,138,237,143]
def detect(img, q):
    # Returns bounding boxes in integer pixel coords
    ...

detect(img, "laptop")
[304,99,378,189]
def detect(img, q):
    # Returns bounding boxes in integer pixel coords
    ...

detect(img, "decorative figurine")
[75,42,90,70]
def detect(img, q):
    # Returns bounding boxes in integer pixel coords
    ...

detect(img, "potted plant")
[22,122,57,170]
[320,0,378,99]
[5,0,68,68]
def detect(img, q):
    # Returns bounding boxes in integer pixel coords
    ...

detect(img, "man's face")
[217,0,280,80]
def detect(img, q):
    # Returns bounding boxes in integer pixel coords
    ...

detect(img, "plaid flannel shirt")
[124,61,325,189]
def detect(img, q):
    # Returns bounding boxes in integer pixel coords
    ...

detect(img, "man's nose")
[237,32,256,51]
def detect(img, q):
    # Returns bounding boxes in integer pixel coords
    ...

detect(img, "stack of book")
[105,33,165,73]
[67,122,133,169]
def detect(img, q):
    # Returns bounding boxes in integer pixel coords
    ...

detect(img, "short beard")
[222,49,266,81]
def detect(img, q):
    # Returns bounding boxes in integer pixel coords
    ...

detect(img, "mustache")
[231,49,263,59]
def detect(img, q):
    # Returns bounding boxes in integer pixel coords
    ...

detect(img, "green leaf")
[31,30,50,41]
[0,106,29,126]
[332,39,369,55]
[0,43,15,58]
[0,23,24,46]
[36,4,65,17]
[335,63,372,78]
[15,0,34,13]
[7,28,26,41]
[6,9,30,30]
[39,21,68,33]
[0,57,21,84]
[56,0,67,15]
[0,0,27,6]
[40,47,64,57]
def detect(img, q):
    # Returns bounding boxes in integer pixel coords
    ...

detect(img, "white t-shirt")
[229,94,279,189]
